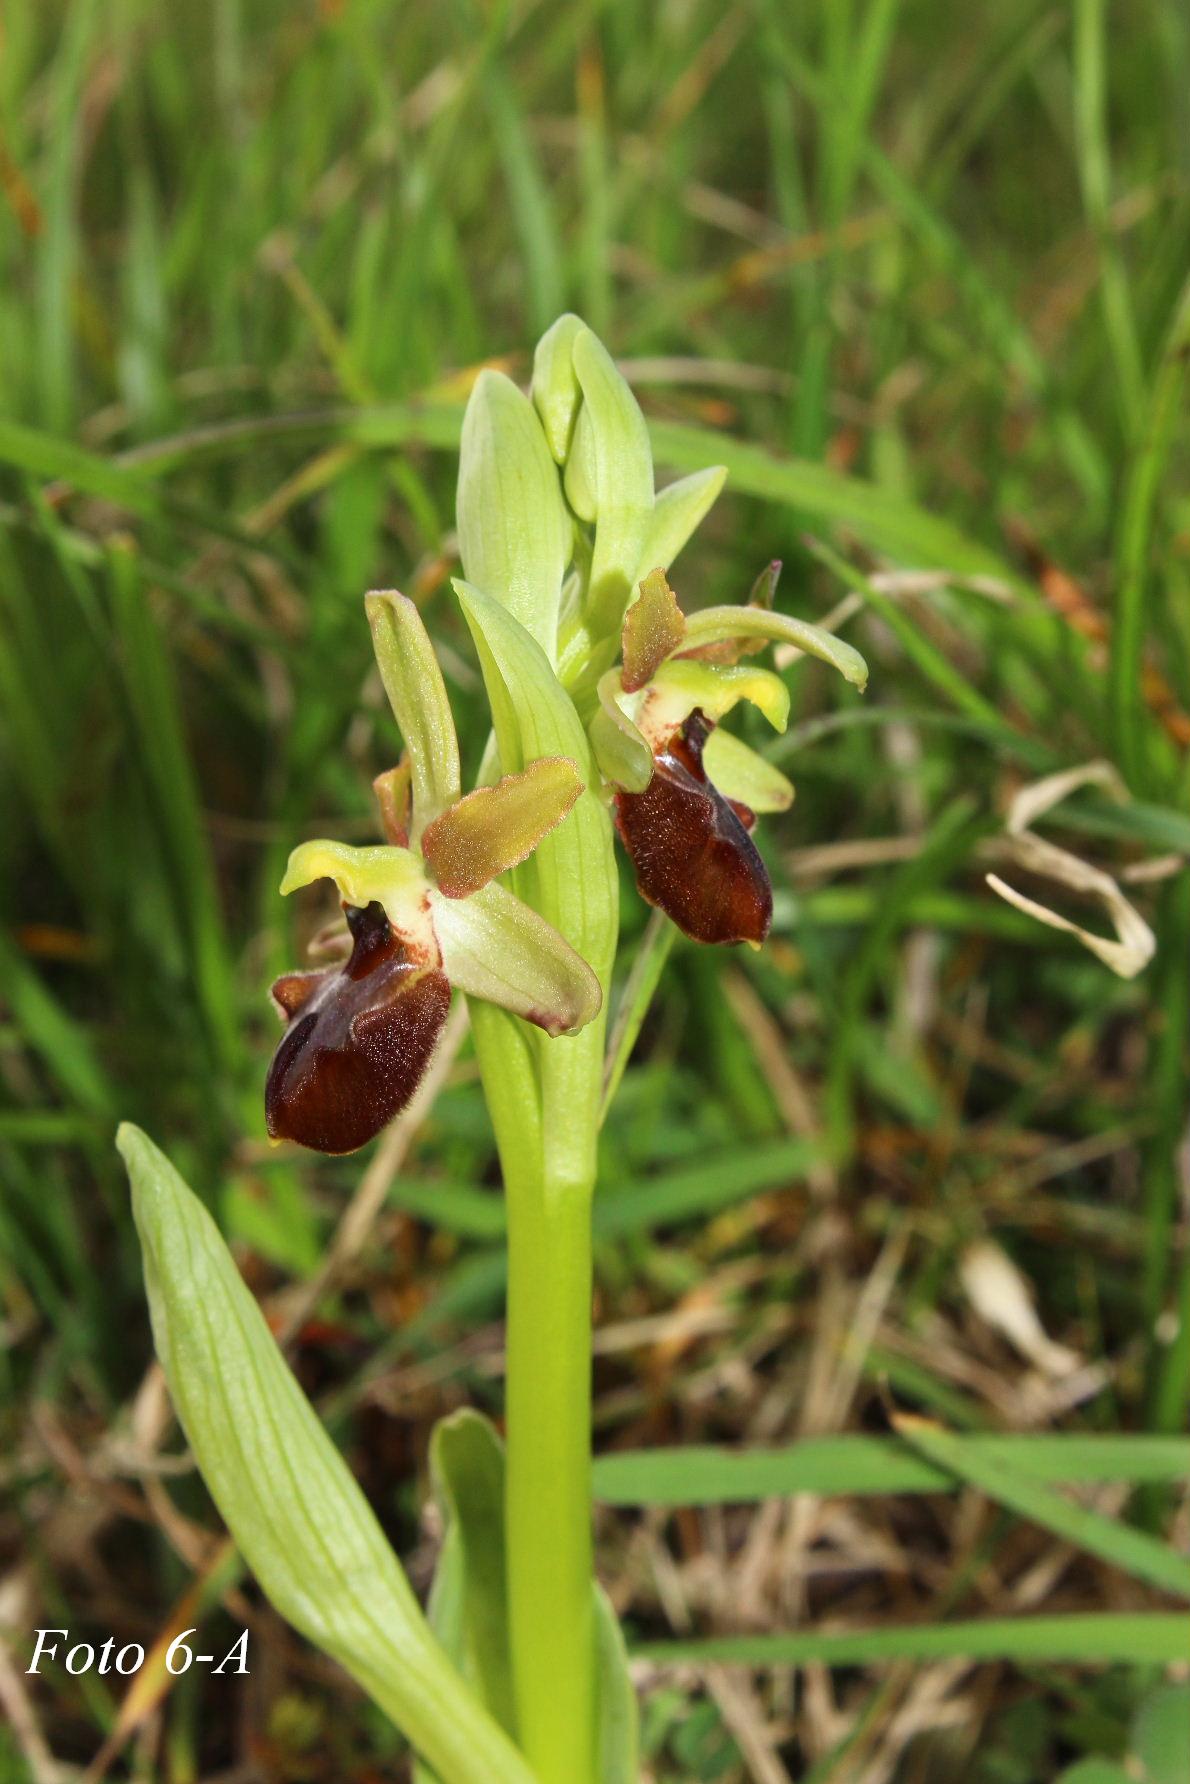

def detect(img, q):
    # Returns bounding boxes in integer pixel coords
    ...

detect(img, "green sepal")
[638,464,726,574]
[589,669,652,793]
[531,312,586,463]
[429,880,602,1037]
[702,728,795,813]
[457,370,572,661]
[366,592,462,841]
[681,603,869,691]
[117,1126,533,1784]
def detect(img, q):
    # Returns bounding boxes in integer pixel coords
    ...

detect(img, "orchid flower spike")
[590,567,869,947]
[265,592,600,1154]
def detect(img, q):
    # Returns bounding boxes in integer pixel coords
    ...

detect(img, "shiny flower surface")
[613,709,772,946]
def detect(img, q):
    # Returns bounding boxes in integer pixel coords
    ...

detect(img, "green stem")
[470,1004,601,1783]
[504,1146,595,1782]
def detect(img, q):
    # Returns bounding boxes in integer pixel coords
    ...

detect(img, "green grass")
[2,2,1189,1780]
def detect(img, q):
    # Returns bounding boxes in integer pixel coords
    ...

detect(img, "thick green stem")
[504,1150,596,1782]
[469,1002,603,1784]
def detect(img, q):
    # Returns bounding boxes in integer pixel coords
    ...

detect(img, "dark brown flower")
[265,901,451,1155]
[614,710,772,946]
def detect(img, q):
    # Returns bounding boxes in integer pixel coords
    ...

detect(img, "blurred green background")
[2,1,1189,1779]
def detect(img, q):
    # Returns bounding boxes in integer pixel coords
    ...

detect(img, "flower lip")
[266,901,451,1155]
[614,709,773,947]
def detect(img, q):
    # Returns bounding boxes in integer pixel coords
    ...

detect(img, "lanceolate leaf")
[429,880,601,1037]
[421,757,583,899]
[366,593,462,840]
[117,1126,533,1784]
[682,603,869,690]
[457,371,572,660]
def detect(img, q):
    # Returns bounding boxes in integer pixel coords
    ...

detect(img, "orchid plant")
[118,317,867,1784]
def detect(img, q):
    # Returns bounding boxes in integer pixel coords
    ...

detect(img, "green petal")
[620,568,687,693]
[457,370,572,660]
[702,728,795,814]
[681,603,869,690]
[421,757,583,899]
[649,657,791,732]
[589,669,653,793]
[637,465,726,573]
[365,592,461,840]
[429,881,601,1037]
[570,328,655,635]
[531,313,586,463]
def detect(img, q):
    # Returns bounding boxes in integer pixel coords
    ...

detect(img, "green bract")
[457,370,572,660]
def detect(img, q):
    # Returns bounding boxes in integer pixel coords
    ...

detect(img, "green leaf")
[457,370,572,660]
[701,730,794,814]
[1132,1685,1190,1784]
[594,1585,639,1783]
[429,879,602,1037]
[116,1125,533,1784]
[633,1613,1190,1667]
[681,602,869,690]
[426,1412,518,1740]
[894,1415,1190,1601]
[418,1413,640,1784]
[590,1434,1190,1504]
[638,466,727,576]
[1055,1764,1132,1783]
[366,592,462,842]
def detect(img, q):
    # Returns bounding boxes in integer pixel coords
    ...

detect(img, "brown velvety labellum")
[265,901,450,1154]
[615,711,772,946]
